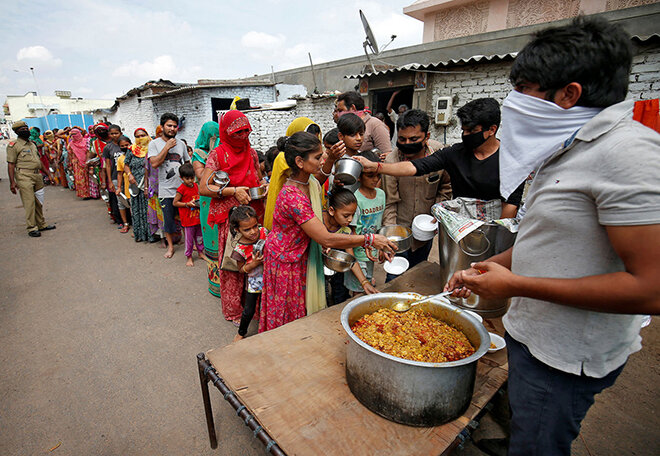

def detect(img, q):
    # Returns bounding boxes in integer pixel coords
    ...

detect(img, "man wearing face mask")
[6,121,56,237]
[381,109,451,277]
[446,17,660,456]
[356,98,524,218]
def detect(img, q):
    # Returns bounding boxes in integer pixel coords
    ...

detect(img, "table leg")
[197,354,287,455]
[197,353,218,449]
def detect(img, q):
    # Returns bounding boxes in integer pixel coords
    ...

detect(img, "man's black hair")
[108,124,122,132]
[357,148,380,165]
[160,112,179,126]
[178,162,195,179]
[306,123,321,137]
[255,149,265,163]
[337,91,365,110]
[337,113,365,136]
[456,98,501,131]
[510,16,632,107]
[323,128,340,146]
[396,109,430,134]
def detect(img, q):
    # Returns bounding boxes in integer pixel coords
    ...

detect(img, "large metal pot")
[438,223,516,317]
[341,293,489,426]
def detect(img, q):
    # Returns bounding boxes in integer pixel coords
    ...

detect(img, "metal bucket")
[341,293,489,426]
[438,223,516,317]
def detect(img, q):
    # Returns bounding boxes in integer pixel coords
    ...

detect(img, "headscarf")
[218,110,252,154]
[264,117,321,230]
[132,128,150,158]
[30,128,43,146]
[68,127,89,163]
[44,130,54,141]
[155,125,163,138]
[207,111,262,226]
[194,121,220,152]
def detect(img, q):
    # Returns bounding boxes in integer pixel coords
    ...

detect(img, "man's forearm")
[150,145,170,168]
[8,163,15,185]
[486,248,512,269]
[513,271,660,315]
[381,161,417,177]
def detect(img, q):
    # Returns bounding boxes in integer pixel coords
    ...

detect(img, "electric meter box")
[434,96,453,125]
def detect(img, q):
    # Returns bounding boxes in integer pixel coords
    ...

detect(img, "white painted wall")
[5,93,114,122]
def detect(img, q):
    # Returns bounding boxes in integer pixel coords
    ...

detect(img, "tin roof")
[344,53,518,79]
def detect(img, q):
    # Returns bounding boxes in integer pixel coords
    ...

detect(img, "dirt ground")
[0,140,658,456]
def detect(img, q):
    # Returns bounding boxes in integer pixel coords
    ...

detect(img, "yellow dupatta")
[306,175,327,315]
[264,117,320,230]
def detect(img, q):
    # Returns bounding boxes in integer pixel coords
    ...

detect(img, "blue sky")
[1,0,422,101]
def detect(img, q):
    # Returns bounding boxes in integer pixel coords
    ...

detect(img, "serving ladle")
[391,290,457,313]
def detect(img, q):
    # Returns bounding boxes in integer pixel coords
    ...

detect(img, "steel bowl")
[206,170,230,191]
[86,156,100,166]
[248,186,267,200]
[334,158,363,186]
[341,293,489,426]
[379,225,413,253]
[117,192,131,209]
[129,176,144,198]
[100,189,110,203]
[322,249,356,273]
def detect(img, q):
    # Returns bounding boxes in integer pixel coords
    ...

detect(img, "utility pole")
[30,67,50,130]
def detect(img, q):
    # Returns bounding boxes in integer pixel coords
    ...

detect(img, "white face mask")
[498,90,602,199]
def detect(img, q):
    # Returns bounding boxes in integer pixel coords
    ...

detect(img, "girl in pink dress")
[260,132,396,332]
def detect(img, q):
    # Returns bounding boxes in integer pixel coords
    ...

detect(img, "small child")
[322,189,377,304]
[173,163,205,267]
[336,113,364,158]
[264,146,279,181]
[230,205,269,341]
[344,149,385,295]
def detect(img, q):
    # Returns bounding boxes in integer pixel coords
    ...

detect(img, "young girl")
[322,189,378,304]
[344,149,386,295]
[230,206,268,341]
[115,135,133,233]
[173,163,205,267]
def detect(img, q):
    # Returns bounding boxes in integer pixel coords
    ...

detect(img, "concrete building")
[98,79,279,147]
[403,0,657,43]
[3,90,114,125]
[270,3,659,100]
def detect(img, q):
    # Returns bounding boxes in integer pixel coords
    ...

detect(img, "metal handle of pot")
[458,229,491,257]
[206,172,230,192]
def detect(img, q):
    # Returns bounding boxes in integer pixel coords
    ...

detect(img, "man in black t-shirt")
[355,98,523,217]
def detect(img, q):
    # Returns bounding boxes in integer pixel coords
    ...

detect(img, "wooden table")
[197,261,508,455]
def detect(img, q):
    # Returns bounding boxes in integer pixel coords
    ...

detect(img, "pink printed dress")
[260,185,315,332]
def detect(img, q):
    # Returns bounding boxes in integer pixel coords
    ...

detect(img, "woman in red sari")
[67,127,92,199]
[200,111,267,324]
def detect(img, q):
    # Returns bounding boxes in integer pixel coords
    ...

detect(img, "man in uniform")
[6,121,56,237]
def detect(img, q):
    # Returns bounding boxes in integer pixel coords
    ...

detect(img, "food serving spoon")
[391,290,457,313]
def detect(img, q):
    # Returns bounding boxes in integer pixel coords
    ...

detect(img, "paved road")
[0,140,657,456]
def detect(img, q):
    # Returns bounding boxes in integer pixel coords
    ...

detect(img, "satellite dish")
[360,10,379,55]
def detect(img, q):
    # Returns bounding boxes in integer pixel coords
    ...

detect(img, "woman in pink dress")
[260,132,395,332]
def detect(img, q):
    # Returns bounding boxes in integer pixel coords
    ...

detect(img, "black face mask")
[17,130,30,140]
[462,130,487,152]
[397,140,425,156]
[120,147,129,152]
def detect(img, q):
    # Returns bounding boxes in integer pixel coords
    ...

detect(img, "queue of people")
[5,16,659,456]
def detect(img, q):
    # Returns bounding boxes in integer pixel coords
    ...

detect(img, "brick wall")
[426,42,660,145]
[244,97,337,152]
[152,86,277,147]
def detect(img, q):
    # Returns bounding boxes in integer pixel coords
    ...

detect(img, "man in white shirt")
[447,17,660,456]
[148,112,190,258]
